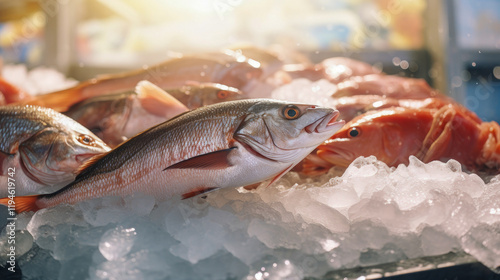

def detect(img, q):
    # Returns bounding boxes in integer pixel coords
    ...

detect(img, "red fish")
[306,105,500,175]
[331,95,481,123]
[284,57,381,83]
[332,74,443,99]
[1,99,344,213]
[18,50,270,112]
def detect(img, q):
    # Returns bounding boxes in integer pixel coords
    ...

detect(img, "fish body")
[4,99,344,212]
[20,50,269,112]
[312,105,500,174]
[284,57,381,83]
[0,106,110,196]
[166,82,244,109]
[333,75,443,99]
[64,81,188,147]
[331,95,480,123]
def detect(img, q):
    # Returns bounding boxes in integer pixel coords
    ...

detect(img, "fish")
[0,77,31,105]
[228,46,284,79]
[332,74,443,99]
[1,99,344,213]
[63,81,189,147]
[307,105,500,175]
[331,95,481,123]
[284,57,381,83]
[0,105,111,197]
[18,50,272,112]
[166,82,244,109]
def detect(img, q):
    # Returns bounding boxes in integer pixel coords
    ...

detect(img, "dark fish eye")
[348,127,360,137]
[282,105,301,120]
[217,90,230,99]
[77,134,95,146]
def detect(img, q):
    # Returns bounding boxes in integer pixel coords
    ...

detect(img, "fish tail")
[0,195,41,213]
[25,82,90,112]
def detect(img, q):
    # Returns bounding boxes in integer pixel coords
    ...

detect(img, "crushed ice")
[1,156,500,279]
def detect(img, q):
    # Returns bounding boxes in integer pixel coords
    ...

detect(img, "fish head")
[197,83,245,106]
[317,108,432,167]
[234,99,344,163]
[19,122,110,185]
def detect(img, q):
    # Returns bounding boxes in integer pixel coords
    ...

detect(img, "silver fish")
[64,81,188,147]
[0,105,110,196]
[5,99,344,212]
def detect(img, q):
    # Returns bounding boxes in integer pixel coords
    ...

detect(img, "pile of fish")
[1,45,499,214]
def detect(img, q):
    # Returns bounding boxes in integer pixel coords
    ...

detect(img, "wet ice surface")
[1,156,500,279]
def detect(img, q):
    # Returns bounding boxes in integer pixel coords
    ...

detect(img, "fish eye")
[217,90,230,99]
[77,134,95,146]
[348,127,360,137]
[282,105,301,120]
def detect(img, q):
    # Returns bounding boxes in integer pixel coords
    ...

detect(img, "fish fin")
[74,152,109,176]
[164,147,236,170]
[135,80,188,117]
[0,195,40,213]
[243,182,262,190]
[266,164,294,187]
[24,82,89,111]
[182,187,218,199]
[419,106,455,162]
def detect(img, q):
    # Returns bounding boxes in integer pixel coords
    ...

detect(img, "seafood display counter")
[1,1,500,280]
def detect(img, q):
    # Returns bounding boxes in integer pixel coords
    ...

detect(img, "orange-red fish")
[331,95,481,123]
[332,74,443,99]
[2,99,344,213]
[284,57,381,83]
[1,105,110,196]
[19,50,270,112]
[307,105,500,175]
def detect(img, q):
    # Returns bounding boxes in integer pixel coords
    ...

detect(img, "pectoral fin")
[182,187,218,199]
[164,147,236,170]
[266,164,294,187]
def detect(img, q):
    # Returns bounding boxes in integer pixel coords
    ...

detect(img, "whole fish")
[331,95,480,123]
[284,57,381,83]
[64,81,188,147]
[19,50,271,112]
[307,105,500,175]
[3,99,344,213]
[0,106,110,197]
[333,74,443,99]
[166,82,244,109]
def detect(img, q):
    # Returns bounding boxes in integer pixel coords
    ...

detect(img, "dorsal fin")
[74,152,109,176]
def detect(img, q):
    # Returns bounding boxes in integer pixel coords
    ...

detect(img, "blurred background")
[0,0,499,121]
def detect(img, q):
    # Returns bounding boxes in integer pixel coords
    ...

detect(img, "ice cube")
[99,226,137,261]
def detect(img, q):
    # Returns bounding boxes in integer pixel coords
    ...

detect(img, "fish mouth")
[305,111,345,134]
[317,140,356,167]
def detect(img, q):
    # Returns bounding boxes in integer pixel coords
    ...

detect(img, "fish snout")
[305,110,345,134]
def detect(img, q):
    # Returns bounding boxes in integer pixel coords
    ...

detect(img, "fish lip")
[318,141,355,167]
[305,111,345,134]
